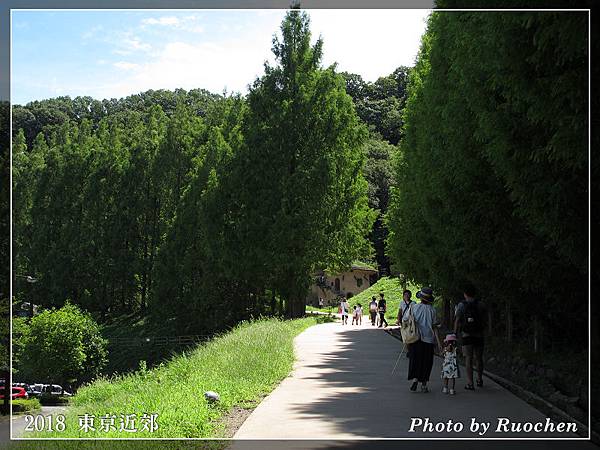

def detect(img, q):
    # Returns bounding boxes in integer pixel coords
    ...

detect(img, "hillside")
[29,317,321,439]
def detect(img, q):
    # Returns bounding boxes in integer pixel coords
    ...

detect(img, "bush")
[14,303,108,387]
[12,398,41,414]
[38,393,70,406]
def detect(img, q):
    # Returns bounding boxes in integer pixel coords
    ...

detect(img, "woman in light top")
[407,287,440,393]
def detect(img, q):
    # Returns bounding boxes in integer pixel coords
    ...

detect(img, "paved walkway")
[234,320,580,439]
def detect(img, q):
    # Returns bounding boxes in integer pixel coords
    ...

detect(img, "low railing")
[106,335,209,347]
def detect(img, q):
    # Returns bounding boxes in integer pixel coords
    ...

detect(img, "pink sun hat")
[444,334,457,343]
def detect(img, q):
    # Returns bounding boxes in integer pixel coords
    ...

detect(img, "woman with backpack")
[406,287,440,393]
[396,290,415,358]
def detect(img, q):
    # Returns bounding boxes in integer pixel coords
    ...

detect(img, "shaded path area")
[234,321,581,439]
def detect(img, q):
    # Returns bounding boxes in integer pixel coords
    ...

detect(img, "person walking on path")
[369,296,378,326]
[377,292,388,328]
[396,289,415,325]
[454,284,487,390]
[441,333,460,395]
[407,287,440,393]
[396,289,415,357]
[352,304,363,325]
[339,297,350,325]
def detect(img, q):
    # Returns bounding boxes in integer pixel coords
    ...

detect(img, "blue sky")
[12,9,431,105]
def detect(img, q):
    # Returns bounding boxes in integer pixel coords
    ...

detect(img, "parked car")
[28,383,44,398]
[42,384,72,396]
[0,386,28,400]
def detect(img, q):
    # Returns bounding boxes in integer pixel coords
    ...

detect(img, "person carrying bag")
[400,302,420,344]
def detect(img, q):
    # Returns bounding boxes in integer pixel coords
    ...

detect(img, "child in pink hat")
[441,333,460,395]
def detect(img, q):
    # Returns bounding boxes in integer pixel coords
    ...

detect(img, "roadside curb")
[383,327,597,441]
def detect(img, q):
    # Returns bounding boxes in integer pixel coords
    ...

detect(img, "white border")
[8,7,592,442]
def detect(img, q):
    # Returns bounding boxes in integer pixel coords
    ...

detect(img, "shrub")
[38,393,70,406]
[12,398,41,414]
[14,303,108,387]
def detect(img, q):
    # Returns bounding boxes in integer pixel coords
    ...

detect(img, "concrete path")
[9,405,68,439]
[234,320,580,439]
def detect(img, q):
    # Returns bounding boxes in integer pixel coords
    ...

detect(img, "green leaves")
[386,11,587,335]
[14,303,108,386]
[233,11,374,316]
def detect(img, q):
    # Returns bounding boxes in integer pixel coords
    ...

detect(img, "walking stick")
[391,342,407,375]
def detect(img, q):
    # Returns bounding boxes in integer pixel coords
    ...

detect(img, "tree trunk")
[442,296,452,330]
[285,296,305,319]
[533,315,540,353]
[270,292,276,316]
[506,300,513,343]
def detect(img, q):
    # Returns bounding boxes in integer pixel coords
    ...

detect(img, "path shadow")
[290,325,580,438]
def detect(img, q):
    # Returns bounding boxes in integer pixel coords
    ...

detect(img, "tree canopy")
[386,10,588,346]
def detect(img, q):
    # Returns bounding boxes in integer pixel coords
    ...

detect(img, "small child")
[351,305,358,325]
[355,303,362,325]
[441,334,460,395]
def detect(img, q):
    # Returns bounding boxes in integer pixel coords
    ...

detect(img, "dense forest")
[387,8,588,346]
[10,11,410,335]
[4,6,593,422]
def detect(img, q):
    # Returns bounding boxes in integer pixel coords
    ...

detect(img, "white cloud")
[308,9,431,82]
[117,39,266,95]
[140,14,205,33]
[142,16,180,26]
[114,61,139,70]
[14,10,430,103]
[124,38,151,52]
[87,10,430,100]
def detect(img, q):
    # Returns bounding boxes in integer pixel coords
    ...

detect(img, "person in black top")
[454,283,487,390]
[377,292,388,328]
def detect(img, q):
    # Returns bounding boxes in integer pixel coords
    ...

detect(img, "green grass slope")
[27,317,318,439]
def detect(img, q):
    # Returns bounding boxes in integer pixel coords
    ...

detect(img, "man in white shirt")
[368,296,378,326]
[340,297,349,325]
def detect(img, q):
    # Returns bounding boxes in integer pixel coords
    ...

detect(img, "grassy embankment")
[25,317,319,440]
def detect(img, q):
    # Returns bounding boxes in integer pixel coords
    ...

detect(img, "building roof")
[350,263,378,273]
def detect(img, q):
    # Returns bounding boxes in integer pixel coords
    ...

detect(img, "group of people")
[338,297,365,325]
[338,292,389,328]
[397,285,486,395]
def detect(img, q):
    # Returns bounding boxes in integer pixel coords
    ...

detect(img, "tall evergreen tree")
[238,10,375,317]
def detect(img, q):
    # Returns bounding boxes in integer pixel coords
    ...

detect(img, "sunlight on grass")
[21,317,317,440]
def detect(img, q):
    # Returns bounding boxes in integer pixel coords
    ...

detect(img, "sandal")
[410,381,418,392]
[421,385,429,393]
[476,379,483,387]
[465,384,475,390]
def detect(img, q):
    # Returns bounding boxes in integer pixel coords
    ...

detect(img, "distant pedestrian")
[377,292,388,328]
[355,304,363,325]
[319,297,324,308]
[339,297,349,325]
[407,287,440,393]
[441,333,460,395]
[454,284,486,390]
[369,296,378,326]
[352,305,358,325]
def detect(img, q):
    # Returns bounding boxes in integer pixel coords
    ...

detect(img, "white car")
[42,384,72,396]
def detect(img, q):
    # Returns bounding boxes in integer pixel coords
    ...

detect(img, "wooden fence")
[106,335,209,347]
